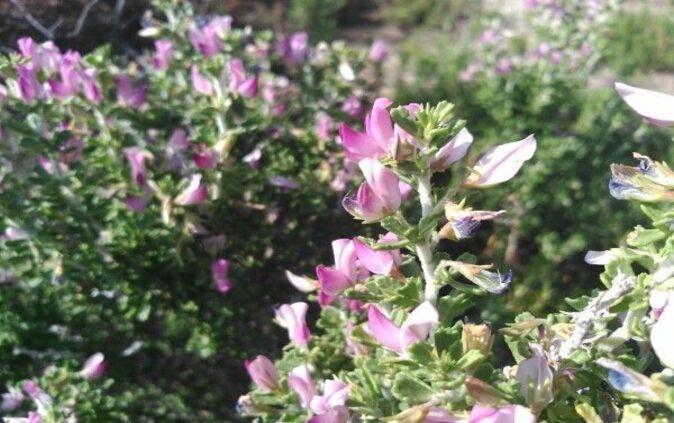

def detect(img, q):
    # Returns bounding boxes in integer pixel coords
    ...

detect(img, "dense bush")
[239,86,674,423]
[394,0,674,319]
[0,0,386,420]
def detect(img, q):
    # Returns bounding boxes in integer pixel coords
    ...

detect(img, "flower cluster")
[240,85,674,422]
[240,98,542,421]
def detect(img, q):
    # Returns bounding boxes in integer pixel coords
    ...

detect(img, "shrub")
[0,0,382,419]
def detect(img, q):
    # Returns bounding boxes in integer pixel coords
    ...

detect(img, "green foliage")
[289,0,347,41]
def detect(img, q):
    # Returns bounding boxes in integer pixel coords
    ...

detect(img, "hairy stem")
[416,172,439,304]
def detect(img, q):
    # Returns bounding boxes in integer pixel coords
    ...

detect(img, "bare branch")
[68,0,102,37]
[9,0,55,39]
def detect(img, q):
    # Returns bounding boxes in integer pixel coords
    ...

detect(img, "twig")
[113,0,126,25]
[552,273,636,362]
[9,0,54,39]
[68,0,102,37]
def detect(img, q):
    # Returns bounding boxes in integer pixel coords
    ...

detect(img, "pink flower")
[174,174,208,206]
[211,259,232,293]
[276,32,308,65]
[48,54,80,99]
[464,135,536,188]
[17,64,41,102]
[245,355,279,391]
[285,269,319,293]
[79,68,102,103]
[80,352,106,379]
[124,148,152,187]
[191,64,213,95]
[152,39,173,70]
[243,148,262,170]
[615,82,674,127]
[316,239,358,296]
[125,194,150,212]
[468,404,536,423]
[116,75,147,108]
[275,302,311,348]
[343,158,402,221]
[342,95,364,118]
[227,58,258,98]
[314,113,334,141]
[353,238,397,275]
[367,301,439,353]
[189,24,222,57]
[193,144,218,169]
[288,365,316,408]
[309,379,350,415]
[368,39,389,62]
[339,98,396,161]
[432,128,474,171]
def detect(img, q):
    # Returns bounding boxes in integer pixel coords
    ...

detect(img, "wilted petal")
[367,305,402,353]
[174,175,208,206]
[615,82,674,127]
[516,344,554,411]
[465,135,536,188]
[651,304,674,368]
[446,261,513,294]
[399,301,439,350]
[597,358,664,403]
[584,250,616,265]
[80,352,106,379]
[285,270,318,292]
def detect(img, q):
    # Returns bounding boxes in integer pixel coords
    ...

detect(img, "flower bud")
[515,344,554,413]
[80,352,106,380]
[462,323,494,355]
[245,355,279,392]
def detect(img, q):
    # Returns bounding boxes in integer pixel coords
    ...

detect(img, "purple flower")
[152,39,173,70]
[116,75,147,109]
[124,148,152,187]
[211,259,231,293]
[276,32,309,65]
[17,64,41,102]
[269,176,299,189]
[189,24,222,58]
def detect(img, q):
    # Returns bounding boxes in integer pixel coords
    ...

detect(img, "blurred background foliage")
[2,0,674,421]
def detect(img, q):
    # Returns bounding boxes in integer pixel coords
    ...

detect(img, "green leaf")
[391,372,434,403]
[407,342,435,366]
[438,292,472,324]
